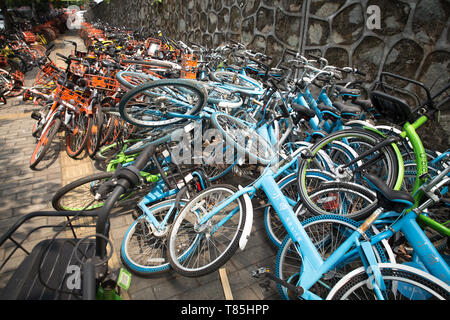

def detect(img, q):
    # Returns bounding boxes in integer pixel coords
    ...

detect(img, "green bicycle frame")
[399,115,429,207]
[398,115,449,236]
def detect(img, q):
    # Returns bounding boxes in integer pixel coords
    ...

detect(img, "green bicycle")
[295,72,450,237]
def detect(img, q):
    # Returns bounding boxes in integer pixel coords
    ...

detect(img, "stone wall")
[87,0,449,151]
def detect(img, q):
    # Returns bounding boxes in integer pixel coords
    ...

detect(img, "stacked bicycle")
[1,18,448,300]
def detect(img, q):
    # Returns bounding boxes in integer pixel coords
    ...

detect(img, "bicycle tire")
[0,68,13,96]
[95,138,142,162]
[66,112,92,158]
[121,199,187,276]
[30,117,61,169]
[86,104,103,159]
[119,79,207,127]
[209,71,264,94]
[167,184,247,277]
[297,128,401,217]
[296,181,378,220]
[327,262,450,300]
[211,112,275,165]
[116,71,157,90]
[121,122,188,156]
[203,82,243,109]
[99,111,116,147]
[51,171,128,211]
[264,170,336,248]
[121,58,181,70]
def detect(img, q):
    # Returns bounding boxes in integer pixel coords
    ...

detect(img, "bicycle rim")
[119,79,207,127]
[167,185,246,277]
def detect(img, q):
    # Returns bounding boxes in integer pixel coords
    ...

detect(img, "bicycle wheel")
[297,128,401,217]
[122,124,184,156]
[211,112,275,165]
[119,79,207,127]
[327,263,450,300]
[203,83,243,109]
[29,44,46,59]
[209,71,264,94]
[30,117,61,169]
[276,215,389,300]
[167,184,247,277]
[98,100,116,146]
[86,104,103,158]
[299,181,377,220]
[121,199,187,276]
[66,112,92,158]
[116,71,157,90]
[95,138,141,162]
[52,171,129,211]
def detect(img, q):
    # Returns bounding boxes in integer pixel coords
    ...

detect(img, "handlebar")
[336,66,366,77]
[308,53,329,66]
[380,72,433,106]
[55,52,82,62]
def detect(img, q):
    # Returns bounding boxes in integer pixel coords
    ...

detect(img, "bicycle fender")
[344,120,377,129]
[238,185,253,251]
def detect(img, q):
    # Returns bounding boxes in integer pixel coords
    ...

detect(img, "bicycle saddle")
[291,103,315,120]
[332,101,362,118]
[316,103,340,120]
[227,65,243,72]
[335,85,360,96]
[362,173,414,212]
[369,90,413,125]
[352,99,372,111]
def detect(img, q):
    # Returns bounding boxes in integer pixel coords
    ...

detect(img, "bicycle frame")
[366,204,450,287]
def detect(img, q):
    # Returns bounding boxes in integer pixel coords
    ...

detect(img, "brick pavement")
[0,31,281,300]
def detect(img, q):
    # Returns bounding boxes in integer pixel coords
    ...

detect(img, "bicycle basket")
[54,85,89,109]
[0,211,99,300]
[180,54,198,79]
[36,63,63,85]
[369,72,435,125]
[84,74,118,92]
[23,31,37,44]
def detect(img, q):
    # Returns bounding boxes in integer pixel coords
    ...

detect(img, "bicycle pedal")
[251,267,270,278]
[251,267,304,296]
